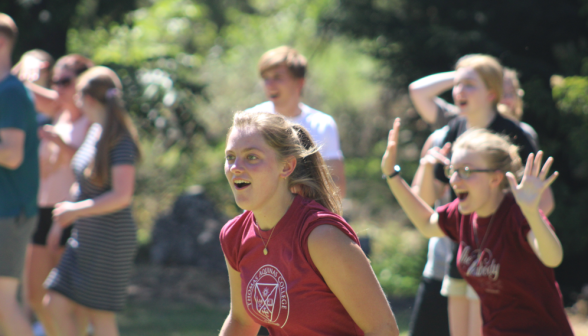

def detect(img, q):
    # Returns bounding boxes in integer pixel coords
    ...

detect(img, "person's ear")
[296,78,305,94]
[280,155,297,179]
[489,171,504,188]
[487,90,497,104]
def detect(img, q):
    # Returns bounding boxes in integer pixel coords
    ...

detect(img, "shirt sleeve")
[0,84,31,130]
[316,118,343,161]
[300,213,360,277]
[219,218,242,272]
[433,97,459,130]
[436,198,461,242]
[110,135,138,166]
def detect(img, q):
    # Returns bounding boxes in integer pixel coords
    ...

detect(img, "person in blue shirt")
[0,13,40,336]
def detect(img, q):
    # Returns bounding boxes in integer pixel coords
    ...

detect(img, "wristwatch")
[382,165,401,180]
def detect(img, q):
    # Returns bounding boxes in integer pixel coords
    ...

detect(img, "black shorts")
[31,207,72,246]
[409,277,450,336]
[447,241,463,279]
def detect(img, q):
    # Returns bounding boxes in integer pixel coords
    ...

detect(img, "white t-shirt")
[245,101,344,160]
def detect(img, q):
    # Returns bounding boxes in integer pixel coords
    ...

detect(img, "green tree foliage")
[1,0,136,60]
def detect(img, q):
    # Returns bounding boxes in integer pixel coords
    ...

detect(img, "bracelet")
[382,165,401,179]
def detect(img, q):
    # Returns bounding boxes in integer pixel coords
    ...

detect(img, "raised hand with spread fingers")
[506,151,563,268]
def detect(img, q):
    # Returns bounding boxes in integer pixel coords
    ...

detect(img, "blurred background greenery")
[4,0,588,332]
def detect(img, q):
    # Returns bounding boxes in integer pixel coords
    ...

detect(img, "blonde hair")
[258,46,307,79]
[455,54,504,106]
[498,67,524,121]
[453,128,523,190]
[228,111,341,215]
[77,66,141,186]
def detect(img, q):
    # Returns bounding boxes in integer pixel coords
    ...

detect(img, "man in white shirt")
[246,46,346,197]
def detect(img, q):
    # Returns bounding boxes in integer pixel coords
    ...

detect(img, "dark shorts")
[409,277,450,336]
[31,207,72,246]
[448,241,463,279]
[0,214,38,278]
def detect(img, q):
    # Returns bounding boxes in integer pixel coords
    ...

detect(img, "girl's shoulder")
[220,211,253,242]
[220,211,254,271]
[296,197,360,246]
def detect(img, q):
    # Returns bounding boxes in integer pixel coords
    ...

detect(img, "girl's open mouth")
[234,180,251,190]
[457,192,469,201]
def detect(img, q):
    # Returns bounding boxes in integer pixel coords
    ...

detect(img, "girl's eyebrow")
[226,146,262,153]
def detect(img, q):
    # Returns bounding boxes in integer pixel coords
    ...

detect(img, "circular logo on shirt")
[246,264,290,328]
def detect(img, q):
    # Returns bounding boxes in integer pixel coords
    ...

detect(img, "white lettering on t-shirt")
[246,264,290,328]
[460,245,500,281]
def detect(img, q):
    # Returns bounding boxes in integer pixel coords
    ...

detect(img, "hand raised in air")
[506,151,558,214]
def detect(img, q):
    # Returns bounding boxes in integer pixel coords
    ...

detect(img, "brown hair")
[77,66,141,186]
[0,13,18,47]
[453,128,523,190]
[54,54,94,77]
[498,67,524,121]
[228,111,341,215]
[455,54,504,106]
[258,46,307,79]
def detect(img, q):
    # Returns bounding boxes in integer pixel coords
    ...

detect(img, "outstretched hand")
[506,151,558,214]
[420,142,451,167]
[381,118,401,176]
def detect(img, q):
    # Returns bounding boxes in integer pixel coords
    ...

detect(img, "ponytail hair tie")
[106,88,120,100]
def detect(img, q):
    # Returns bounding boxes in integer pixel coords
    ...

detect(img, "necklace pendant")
[263,248,268,255]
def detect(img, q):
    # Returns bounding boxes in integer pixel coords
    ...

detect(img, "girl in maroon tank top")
[382,119,573,336]
[219,111,399,336]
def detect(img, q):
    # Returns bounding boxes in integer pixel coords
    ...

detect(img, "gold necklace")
[256,223,276,256]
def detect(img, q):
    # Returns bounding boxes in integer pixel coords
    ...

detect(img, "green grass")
[118,301,229,336]
[118,299,412,335]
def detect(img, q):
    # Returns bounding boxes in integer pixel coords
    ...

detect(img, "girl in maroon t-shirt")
[219,112,399,336]
[381,119,573,336]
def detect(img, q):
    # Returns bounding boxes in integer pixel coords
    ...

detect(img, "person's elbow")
[113,188,134,209]
[3,152,24,170]
[118,192,133,208]
[542,249,563,268]
[408,82,421,100]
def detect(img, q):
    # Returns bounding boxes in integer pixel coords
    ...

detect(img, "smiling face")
[224,127,291,212]
[449,148,503,216]
[452,67,496,117]
[261,64,304,110]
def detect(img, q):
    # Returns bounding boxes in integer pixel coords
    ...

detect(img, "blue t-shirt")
[0,74,39,218]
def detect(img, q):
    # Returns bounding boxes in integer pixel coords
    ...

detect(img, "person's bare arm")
[411,133,450,206]
[408,71,455,125]
[507,152,562,267]
[0,128,25,169]
[53,165,136,227]
[24,81,60,117]
[219,260,261,336]
[38,124,80,160]
[539,186,554,216]
[382,118,445,238]
[308,225,399,336]
[326,158,346,198]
